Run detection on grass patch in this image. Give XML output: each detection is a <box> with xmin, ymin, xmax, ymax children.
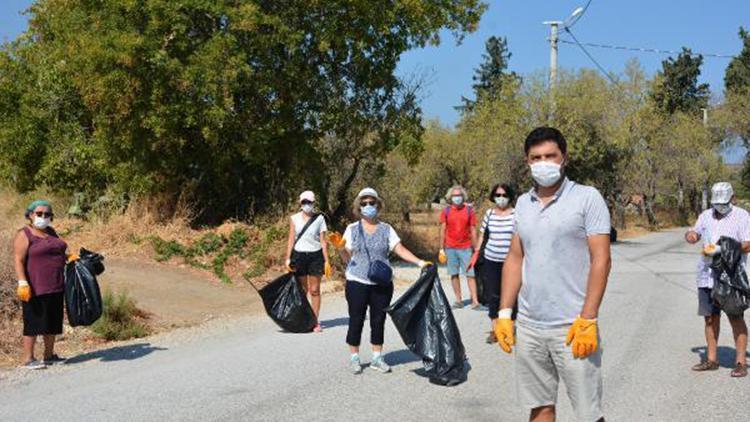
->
<box><xmin>91</xmin><ymin>290</ymin><xmax>150</xmax><ymax>341</ymax></box>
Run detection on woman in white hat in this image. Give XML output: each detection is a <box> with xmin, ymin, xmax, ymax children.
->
<box><xmin>337</xmin><ymin>187</ymin><xmax>431</xmax><ymax>374</ymax></box>
<box><xmin>285</xmin><ymin>190</ymin><xmax>330</xmax><ymax>333</ymax></box>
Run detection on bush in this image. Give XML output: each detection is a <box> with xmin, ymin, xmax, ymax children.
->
<box><xmin>91</xmin><ymin>290</ymin><xmax>149</xmax><ymax>341</ymax></box>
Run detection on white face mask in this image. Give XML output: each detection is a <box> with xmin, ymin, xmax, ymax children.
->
<box><xmin>33</xmin><ymin>216</ymin><xmax>51</xmax><ymax>229</ymax></box>
<box><xmin>301</xmin><ymin>204</ymin><xmax>314</xmax><ymax>214</ymax></box>
<box><xmin>451</xmin><ymin>196</ymin><xmax>464</xmax><ymax>206</ymax></box>
<box><xmin>494</xmin><ymin>197</ymin><xmax>510</xmax><ymax>208</ymax></box>
<box><xmin>713</xmin><ymin>203</ymin><xmax>732</xmax><ymax>215</ymax></box>
<box><xmin>530</xmin><ymin>161</ymin><xmax>563</xmax><ymax>187</ymax></box>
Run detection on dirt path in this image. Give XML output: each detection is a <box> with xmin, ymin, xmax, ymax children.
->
<box><xmin>100</xmin><ymin>258</ymin><xmax>265</xmax><ymax>329</ymax></box>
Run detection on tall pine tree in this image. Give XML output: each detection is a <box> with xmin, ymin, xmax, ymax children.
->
<box><xmin>459</xmin><ymin>36</ymin><xmax>518</xmax><ymax>112</ymax></box>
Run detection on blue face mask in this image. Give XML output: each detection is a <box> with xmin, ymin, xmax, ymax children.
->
<box><xmin>361</xmin><ymin>204</ymin><xmax>378</xmax><ymax>219</ymax></box>
<box><xmin>451</xmin><ymin>196</ymin><xmax>464</xmax><ymax>206</ymax></box>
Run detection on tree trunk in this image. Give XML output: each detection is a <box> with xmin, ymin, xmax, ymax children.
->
<box><xmin>330</xmin><ymin>157</ymin><xmax>361</xmax><ymax>230</ymax></box>
<box><xmin>644</xmin><ymin>194</ymin><xmax>658</xmax><ymax>229</ymax></box>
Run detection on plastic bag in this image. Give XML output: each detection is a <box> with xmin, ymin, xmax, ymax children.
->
<box><xmin>711</xmin><ymin>236</ymin><xmax>750</xmax><ymax>316</ymax></box>
<box><xmin>64</xmin><ymin>248</ymin><xmax>105</xmax><ymax>327</ymax></box>
<box><xmin>257</xmin><ymin>273</ymin><xmax>316</xmax><ymax>333</ymax></box>
<box><xmin>386</xmin><ymin>265</ymin><xmax>467</xmax><ymax>386</ymax></box>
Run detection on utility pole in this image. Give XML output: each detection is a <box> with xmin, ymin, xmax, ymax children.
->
<box><xmin>701</xmin><ymin>107</ymin><xmax>709</xmax><ymax>210</ymax></box>
<box><xmin>543</xmin><ymin>21</ymin><xmax>562</xmax><ymax>89</ymax></box>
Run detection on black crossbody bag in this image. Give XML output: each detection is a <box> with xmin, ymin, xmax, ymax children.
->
<box><xmin>358</xmin><ymin>221</ymin><xmax>393</xmax><ymax>285</ymax></box>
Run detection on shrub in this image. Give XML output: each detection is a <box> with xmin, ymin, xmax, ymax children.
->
<box><xmin>91</xmin><ymin>290</ymin><xmax>149</xmax><ymax>341</ymax></box>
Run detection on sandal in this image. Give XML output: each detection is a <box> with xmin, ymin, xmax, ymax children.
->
<box><xmin>731</xmin><ymin>363</ymin><xmax>748</xmax><ymax>378</ymax></box>
<box><xmin>691</xmin><ymin>360</ymin><xmax>719</xmax><ymax>371</ymax></box>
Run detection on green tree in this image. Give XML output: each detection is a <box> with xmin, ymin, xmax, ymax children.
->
<box><xmin>459</xmin><ymin>35</ymin><xmax>518</xmax><ymax>112</ymax></box>
<box><xmin>651</xmin><ymin>47</ymin><xmax>710</xmax><ymax>115</ymax></box>
<box><xmin>0</xmin><ymin>0</ymin><xmax>486</xmax><ymax>224</ymax></box>
<box><xmin>725</xmin><ymin>27</ymin><xmax>750</xmax><ymax>95</ymax></box>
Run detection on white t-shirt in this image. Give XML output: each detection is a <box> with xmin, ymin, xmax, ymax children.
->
<box><xmin>291</xmin><ymin>212</ymin><xmax>328</xmax><ymax>252</ymax></box>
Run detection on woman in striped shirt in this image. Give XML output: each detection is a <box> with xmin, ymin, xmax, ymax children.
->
<box><xmin>479</xmin><ymin>183</ymin><xmax>517</xmax><ymax>344</ymax></box>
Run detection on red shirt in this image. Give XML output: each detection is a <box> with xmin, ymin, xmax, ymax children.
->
<box><xmin>440</xmin><ymin>205</ymin><xmax>477</xmax><ymax>249</ymax></box>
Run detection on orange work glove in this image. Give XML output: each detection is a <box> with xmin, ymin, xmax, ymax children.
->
<box><xmin>17</xmin><ymin>280</ymin><xmax>31</xmax><ymax>302</ymax></box>
<box><xmin>566</xmin><ymin>316</ymin><xmax>598</xmax><ymax>359</ymax></box>
<box><xmin>67</xmin><ymin>253</ymin><xmax>80</xmax><ymax>263</ymax></box>
<box><xmin>438</xmin><ymin>249</ymin><xmax>447</xmax><ymax>265</ymax></box>
<box><xmin>324</xmin><ymin>261</ymin><xmax>333</xmax><ymax>278</ymax></box>
<box><xmin>494</xmin><ymin>308</ymin><xmax>515</xmax><ymax>354</ymax></box>
<box><xmin>327</xmin><ymin>232</ymin><xmax>346</xmax><ymax>249</ymax></box>
<box><xmin>284</xmin><ymin>259</ymin><xmax>294</xmax><ymax>273</ymax></box>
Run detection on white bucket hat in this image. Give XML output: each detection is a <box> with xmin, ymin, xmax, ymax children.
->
<box><xmin>356</xmin><ymin>187</ymin><xmax>379</xmax><ymax>200</ymax></box>
<box><xmin>299</xmin><ymin>191</ymin><xmax>315</xmax><ymax>203</ymax></box>
<box><xmin>710</xmin><ymin>182</ymin><xmax>734</xmax><ymax>205</ymax></box>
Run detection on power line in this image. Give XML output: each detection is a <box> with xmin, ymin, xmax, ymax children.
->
<box><xmin>562</xmin><ymin>27</ymin><xmax>619</xmax><ymax>85</ymax></box>
<box><xmin>558</xmin><ymin>38</ymin><xmax>735</xmax><ymax>59</ymax></box>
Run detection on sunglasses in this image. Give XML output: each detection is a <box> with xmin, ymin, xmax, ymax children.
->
<box><xmin>360</xmin><ymin>200</ymin><xmax>377</xmax><ymax>207</ymax></box>
<box><xmin>493</xmin><ymin>193</ymin><xmax>508</xmax><ymax>198</ymax></box>
<box><xmin>34</xmin><ymin>211</ymin><xmax>53</xmax><ymax>218</ymax></box>
<box><xmin>300</xmin><ymin>200</ymin><xmax>314</xmax><ymax>205</ymax></box>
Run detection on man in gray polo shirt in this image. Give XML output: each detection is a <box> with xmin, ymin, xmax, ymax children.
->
<box><xmin>495</xmin><ymin>127</ymin><xmax>612</xmax><ymax>422</ymax></box>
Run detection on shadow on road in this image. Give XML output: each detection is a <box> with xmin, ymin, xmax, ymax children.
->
<box><xmin>65</xmin><ymin>343</ymin><xmax>167</xmax><ymax>364</ymax></box>
<box><xmin>319</xmin><ymin>317</ymin><xmax>349</xmax><ymax>329</ymax></box>
<box><xmin>691</xmin><ymin>346</ymin><xmax>750</xmax><ymax>368</ymax></box>
<box><xmin>384</xmin><ymin>349</ymin><xmax>421</xmax><ymax>366</ymax></box>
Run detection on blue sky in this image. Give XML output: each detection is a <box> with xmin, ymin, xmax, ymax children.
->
<box><xmin>1</xmin><ymin>0</ymin><xmax>748</xmax><ymax>160</ymax></box>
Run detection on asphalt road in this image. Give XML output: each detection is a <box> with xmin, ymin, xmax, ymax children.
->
<box><xmin>1</xmin><ymin>229</ymin><xmax>749</xmax><ymax>421</ymax></box>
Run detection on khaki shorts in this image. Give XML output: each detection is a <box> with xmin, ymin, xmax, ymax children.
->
<box><xmin>515</xmin><ymin>322</ymin><xmax>603</xmax><ymax>422</ymax></box>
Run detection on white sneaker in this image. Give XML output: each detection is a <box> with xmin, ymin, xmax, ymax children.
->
<box><xmin>22</xmin><ymin>360</ymin><xmax>46</xmax><ymax>370</ymax></box>
<box><xmin>349</xmin><ymin>356</ymin><xmax>363</xmax><ymax>375</ymax></box>
<box><xmin>370</xmin><ymin>356</ymin><xmax>391</xmax><ymax>373</ymax></box>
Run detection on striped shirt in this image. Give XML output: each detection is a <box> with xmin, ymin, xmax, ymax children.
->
<box><xmin>480</xmin><ymin>209</ymin><xmax>515</xmax><ymax>262</ymax></box>
<box><xmin>692</xmin><ymin>206</ymin><xmax>750</xmax><ymax>288</ymax></box>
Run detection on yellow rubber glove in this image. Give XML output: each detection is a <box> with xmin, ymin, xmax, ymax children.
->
<box><xmin>438</xmin><ymin>249</ymin><xmax>447</xmax><ymax>265</ymax></box>
<box><xmin>327</xmin><ymin>232</ymin><xmax>346</xmax><ymax>249</ymax></box>
<box><xmin>17</xmin><ymin>280</ymin><xmax>31</xmax><ymax>302</ymax></box>
<box><xmin>566</xmin><ymin>316</ymin><xmax>598</xmax><ymax>359</ymax></box>
<box><xmin>324</xmin><ymin>261</ymin><xmax>333</xmax><ymax>278</ymax></box>
<box><xmin>494</xmin><ymin>316</ymin><xmax>515</xmax><ymax>354</ymax></box>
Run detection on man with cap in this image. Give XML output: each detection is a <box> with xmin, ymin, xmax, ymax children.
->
<box><xmin>685</xmin><ymin>182</ymin><xmax>749</xmax><ymax>377</ymax></box>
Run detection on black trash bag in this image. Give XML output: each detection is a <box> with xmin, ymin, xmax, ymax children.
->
<box><xmin>386</xmin><ymin>265</ymin><xmax>467</xmax><ymax>386</ymax></box>
<box><xmin>79</xmin><ymin>248</ymin><xmax>105</xmax><ymax>276</ymax></box>
<box><xmin>473</xmin><ymin>260</ymin><xmax>487</xmax><ymax>306</ymax></box>
<box><xmin>64</xmin><ymin>248</ymin><xmax>105</xmax><ymax>327</ymax></box>
<box><xmin>256</xmin><ymin>273</ymin><xmax>316</xmax><ymax>333</ymax></box>
<box><xmin>711</xmin><ymin>237</ymin><xmax>750</xmax><ymax>316</ymax></box>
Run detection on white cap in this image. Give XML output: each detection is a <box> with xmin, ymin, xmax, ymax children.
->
<box><xmin>299</xmin><ymin>191</ymin><xmax>315</xmax><ymax>202</ymax></box>
<box><xmin>710</xmin><ymin>182</ymin><xmax>734</xmax><ymax>204</ymax></box>
<box><xmin>356</xmin><ymin>187</ymin><xmax>379</xmax><ymax>200</ymax></box>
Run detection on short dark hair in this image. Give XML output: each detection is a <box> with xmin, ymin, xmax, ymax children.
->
<box><xmin>524</xmin><ymin>127</ymin><xmax>567</xmax><ymax>155</ymax></box>
<box><xmin>489</xmin><ymin>183</ymin><xmax>516</xmax><ymax>202</ymax></box>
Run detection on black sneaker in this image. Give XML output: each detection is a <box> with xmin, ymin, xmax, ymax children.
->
<box><xmin>42</xmin><ymin>354</ymin><xmax>66</xmax><ymax>365</ymax></box>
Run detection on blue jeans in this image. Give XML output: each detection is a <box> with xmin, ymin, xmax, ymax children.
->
<box><xmin>445</xmin><ymin>247</ymin><xmax>475</xmax><ymax>277</ymax></box>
